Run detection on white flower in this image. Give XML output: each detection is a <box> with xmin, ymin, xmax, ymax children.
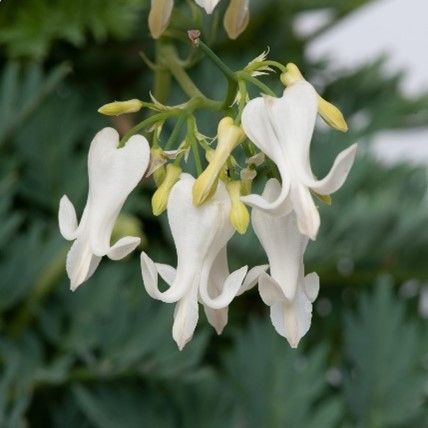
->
<box><xmin>58</xmin><ymin>128</ymin><xmax>150</xmax><ymax>291</ymax></box>
<box><xmin>195</xmin><ymin>0</ymin><xmax>221</xmax><ymax>14</ymax></box>
<box><xmin>140</xmin><ymin>174</ymin><xmax>265</xmax><ymax>349</ymax></box>
<box><xmin>252</xmin><ymin>179</ymin><xmax>320</xmax><ymax>348</ymax></box>
<box><xmin>241</xmin><ymin>80</ymin><xmax>358</xmax><ymax>240</ymax></box>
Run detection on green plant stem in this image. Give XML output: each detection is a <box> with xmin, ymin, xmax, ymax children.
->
<box><xmin>162</xmin><ymin>45</ymin><xmax>205</xmax><ymax>99</ymax></box>
<box><xmin>164</xmin><ymin>115</ymin><xmax>186</xmax><ymax>150</ymax></box>
<box><xmin>238</xmin><ymin>72</ymin><xmax>276</xmax><ymax>96</ymax></box>
<box><xmin>196</xmin><ymin>40</ymin><xmax>238</xmax><ymax>109</ymax></box>
<box><xmin>197</xmin><ymin>41</ymin><xmax>236</xmax><ymax>82</ymax></box>
<box><xmin>153</xmin><ymin>42</ymin><xmax>171</xmax><ymax>105</ymax></box>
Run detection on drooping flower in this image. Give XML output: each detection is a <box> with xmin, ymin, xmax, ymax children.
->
<box><xmin>252</xmin><ymin>179</ymin><xmax>320</xmax><ymax>348</ymax></box>
<box><xmin>58</xmin><ymin>128</ymin><xmax>150</xmax><ymax>291</ymax></box>
<box><xmin>241</xmin><ymin>80</ymin><xmax>357</xmax><ymax>239</ymax></box>
<box><xmin>195</xmin><ymin>0</ymin><xmax>222</xmax><ymax>14</ymax></box>
<box><xmin>224</xmin><ymin>0</ymin><xmax>249</xmax><ymax>40</ymax></box>
<box><xmin>140</xmin><ymin>174</ymin><xmax>264</xmax><ymax>349</ymax></box>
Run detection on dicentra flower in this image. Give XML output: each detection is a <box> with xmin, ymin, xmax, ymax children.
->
<box><xmin>241</xmin><ymin>81</ymin><xmax>357</xmax><ymax>239</ymax></box>
<box><xmin>140</xmin><ymin>174</ymin><xmax>264</xmax><ymax>349</ymax></box>
<box><xmin>252</xmin><ymin>179</ymin><xmax>320</xmax><ymax>348</ymax></box>
<box><xmin>59</xmin><ymin>128</ymin><xmax>150</xmax><ymax>290</ymax></box>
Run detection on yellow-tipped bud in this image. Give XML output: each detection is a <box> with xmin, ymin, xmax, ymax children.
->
<box><xmin>318</xmin><ymin>97</ymin><xmax>349</xmax><ymax>132</ymax></box>
<box><xmin>148</xmin><ymin>0</ymin><xmax>173</xmax><ymax>39</ymax></box>
<box><xmin>151</xmin><ymin>164</ymin><xmax>181</xmax><ymax>216</ymax></box>
<box><xmin>227</xmin><ymin>181</ymin><xmax>250</xmax><ymax>234</ymax></box>
<box><xmin>192</xmin><ymin>117</ymin><xmax>245</xmax><ymax>206</ymax></box>
<box><xmin>98</xmin><ymin>99</ymin><xmax>144</xmax><ymax>116</ymax></box>
<box><xmin>224</xmin><ymin>0</ymin><xmax>250</xmax><ymax>40</ymax></box>
<box><xmin>280</xmin><ymin>63</ymin><xmax>348</xmax><ymax>133</ymax></box>
<box><xmin>280</xmin><ymin>63</ymin><xmax>305</xmax><ymax>86</ymax></box>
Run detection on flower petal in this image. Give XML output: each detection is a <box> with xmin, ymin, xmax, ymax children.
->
<box><xmin>194</xmin><ymin>0</ymin><xmax>221</xmax><ymax>14</ymax></box>
<box><xmin>252</xmin><ymin>179</ymin><xmax>308</xmax><ymax>300</ymax></box>
<box><xmin>258</xmin><ymin>272</ymin><xmax>284</xmax><ymax>305</ymax></box>
<box><xmin>140</xmin><ymin>252</ymin><xmax>189</xmax><ymax>303</ymax></box>
<box><xmin>269</xmin><ymin>282</ymin><xmax>313</xmax><ymax>348</ymax></box>
<box><xmin>304</xmin><ymin>272</ymin><xmax>320</xmax><ymax>303</ymax></box>
<box><xmin>87</xmin><ymin>128</ymin><xmax>150</xmax><ymax>256</ymax></box>
<box><xmin>66</xmin><ymin>239</ymin><xmax>101</xmax><ymax>291</ymax></box>
<box><xmin>290</xmin><ymin>183</ymin><xmax>320</xmax><ymax>241</ymax></box>
<box><xmin>107</xmin><ymin>236</ymin><xmax>140</xmax><ymax>261</ymax></box>
<box><xmin>156</xmin><ymin>263</ymin><xmax>177</xmax><ymax>286</ymax></box>
<box><xmin>199</xmin><ymin>266</ymin><xmax>247</xmax><ymax>310</ymax></box>
<box><xmin>238</xmin><ymin>264</ymin><xmax>269</xmax><ymax>295</ymax></box>
<box><xmin>172</xmin><ymin>285</ymin><xmax>199</xmax><ymax>350</ymax></box>
<box><xmin>58</xmin><ymin>195</ymin><xmax>79</xmax><ymax>240</ymax></box>
<box><xmin>204</xmin><ymin>306</ymin><xmax>228</xmax><ymax>335</ymax></box>
<box><xmin>303</xmin><ymin>144</ymin><xmax>358</xmax><ymax>195</ymax></box>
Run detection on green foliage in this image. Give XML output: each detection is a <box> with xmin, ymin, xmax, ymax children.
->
<box><xmin>0</xmin><ymin>0</ymin><xmax>148</xmax><ymax>59</ymax></box>
<box><xmin>224</xmin><ymin>319</ymin><xmax>344</xmax><ymax>428</ymax></box>
<box><xmin>343</xmin><ymin>280</ymin><xmax>426</xmax><ymax>427</ymax></box>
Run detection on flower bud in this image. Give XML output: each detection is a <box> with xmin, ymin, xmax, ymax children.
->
<box><xmin>193</xmin><ymin>117</ymin><xmax>245</xmax><ymax>206</ymax></box>
<box><xmin>98</xmin><ymin>99</ymin><xmax>144</xmax><ymax>116</ymax></box>
<box><xmin>224</xmin><ymin>0</ymin><xmax>250</xmax><ymax>40</ymax></box>
<box><xmin>280</xmin><ymin>63</ymin><xmax>348</xmax><ymax>132</ymax></box>
<box><xmin>227</xmin><ymin>181</ymin><xmax>250</xmax><ymax>234</ymax></box>
<box><xmin>148</xmin><ymin>0</ymin><xmax>174</xmax><ymax>39</ymax></box>
<box><xmin>152</xmin><ymin>164</ymin><xmax>181</xmax><ymax>216</ymax></box>
<box><xmin>318</xmin><ymin>97</ymin><xmax>348</xmax><ymax>133</ymax></box>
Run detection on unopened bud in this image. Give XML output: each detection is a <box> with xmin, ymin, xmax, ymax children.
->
<box><xmin>224</xmin><ymin>0</ymin><xmax>250</xmax><ymax>40</ymax></box>
<box><xmin>152</xmin><ymin>164</ymin><xmax>182</xmax><ymax>216</ymax></box>
<box><xmin>281</xmin><ymin>63</ymin><xmax>348</xmax><ymax>133</ymax></box>
<box><xmin>318</xmin><ymin>97</ymin><xmax>348</xmax><ymax>132</ymax></box>
<box><xmin>280</xmin><ymin>63</ymin><xmax>305</xmax><ymax>86</ymax></box>
<box><xmin>227</xmin><ymin>181</ymin><xmax>250</xmax><ymax>234</ymax></box>
<box><xmin>193</xmin><ymin>117</ymin><xmax>245</xmax><ymax>206</ymax></box>
<box><xmin>98</xmin><ymin>99</ymin><xmax>144</xmax><ymax>116</ymax></box>
<box><xmin>148</xmin><ymin>0</ymin><xmax>173</xmax><ymax>39</ymax></box>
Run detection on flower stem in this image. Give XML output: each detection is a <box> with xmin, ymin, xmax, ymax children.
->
<box><xmin>238</xmin><ymin>72</ymin><xmax>276</xmax><ymax>97</ymax></box>
<box><xmin>165</xmin><ymin>115</ymin><xmax>186</xmax><ymax>150</ymax></box>
<box><xmin>197</xmin><ymin>40</ymin><xmax>237</xmax><ymax>83</ymax></box>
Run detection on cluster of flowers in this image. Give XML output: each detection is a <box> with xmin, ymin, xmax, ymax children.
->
<box><xmin>59</xmin><ymin>61</ymin><xmax>357</xmax><ymax>350</ymax></box>
<box><xmin>149</xmin><ymin>0</ymin><xmax>249</xmax><ymax>39</ymax></box>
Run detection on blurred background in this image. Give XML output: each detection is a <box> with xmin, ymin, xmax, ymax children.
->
<box><xmin>0</xmin><ymin>0</ymin><xmax>427</xmax><ymax>426</ymax></box>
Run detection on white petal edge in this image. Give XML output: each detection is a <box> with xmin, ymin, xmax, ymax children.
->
<box><xmin>107</xmin><ymin>236</ymin><xmax>140</xmax><ymax>260</ymax></box>
<box><xmin>140</xmin><ymin>252</ymin><xmax>188</xmax><ymax>303</ymax></box>
<box><xmin>238</xmin><ymin>264</ymin><xmax>269</xmax><ymax>295</ymax></box>
<box><xmin>172</xmin><ymin>287</ymin><xmax>199</xmax><ymax>350</ymax></box>
<box><xmin>304</xmin><ymin>144</ymin><xmax>358</xmax><ymax>195</ymax></box>
<box><xmin>66</xmin><ymin>239</ymin><xmax>101</xmax><ymax>291</ymax></box>
<box><xmin>58</xmin><ymin>195</ymin><xmax>79</xmax><ymax>241</ymax></box>
<box><xmin>199</xmin><ymin>266</ymin><xmax>247</xmax><ymax>310</ymax></box>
